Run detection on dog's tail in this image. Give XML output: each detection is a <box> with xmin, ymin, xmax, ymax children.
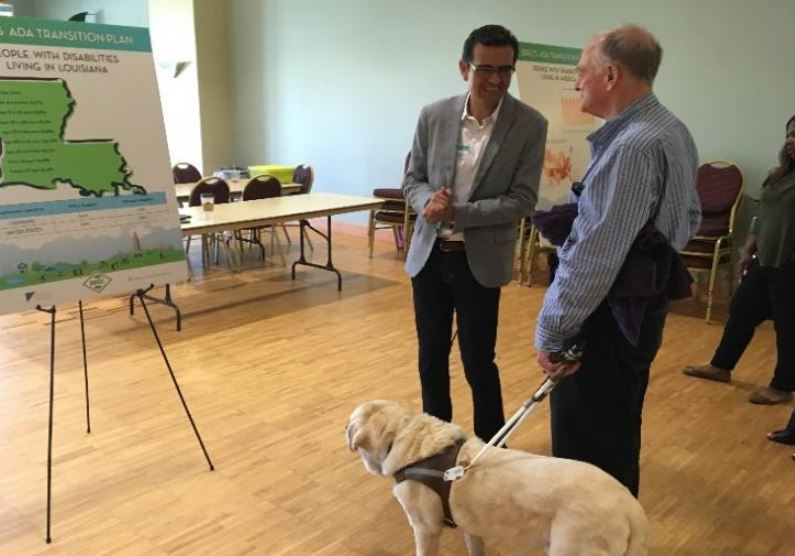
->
<box><xmin>623</xmin><ymin>501</ymin><xmax>649</xmax><ymax>556</ymax></box>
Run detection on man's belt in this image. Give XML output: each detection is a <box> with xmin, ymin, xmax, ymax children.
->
<box><xmin>437</xmin><ymin>239</ymin><xmax>466</xmax><ymax>252</ymax></box>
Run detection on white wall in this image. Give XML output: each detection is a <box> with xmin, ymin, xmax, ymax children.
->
<box><xmin>227</xmin><ymin>0</ymin><xmax>795</xmax><ymax>224</ymax></box>
<box><xmin>26</xmin><ymin>0</ymin><xmax>208</xmax><ymax>174</ymax></box>
<box><xmin>6</xmin><ymin>1</ymin><xmax>34</xmax><ymax>17</ymax></box>
<box><xmin>31</xmin><ymin>0</ymin><xmax>148</xmax><ymax>26</ymax></box>
<box><xmin>147</xmin><ymin>0</ymin><xmax>203</xmax><ymax>173</ymax></box>
<box><xmin>194</xmin><ymin>0</ymin><xmax>231</xmax><ymax>173</ymax></box>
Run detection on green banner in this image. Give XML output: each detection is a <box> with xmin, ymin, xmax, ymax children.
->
<box><xmin>0</xmin><ymin>16</ymin><xmax>150</xmax><ymax>52</ymax></box>
<box><xmin>518</xmin><ymin>42</ymin><xmax>579</xmax><ymax>66</ymax></box>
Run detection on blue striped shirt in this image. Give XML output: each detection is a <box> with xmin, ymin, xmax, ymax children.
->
<box><xmin>535</xmin><ymin>93</ymin><xmax>701</xmax><ymax>351</ymax></box>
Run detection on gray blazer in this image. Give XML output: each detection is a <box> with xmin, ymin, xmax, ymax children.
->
<box><xmin>403</xmin><ymin>93</ymin><xmax>548</xmax><ymax>287</ymax></box>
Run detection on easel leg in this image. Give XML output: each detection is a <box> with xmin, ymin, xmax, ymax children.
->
<box><xmin>78</xmin><ymin>301</ymin><xmax>91</xmax><ymax>434</ymax></box>
<box><xmin>135</xmin><ymin>287</ymin><xmax>214</xmax><ymax>470</ymax></box>
<box><xmin>36</xmin><ymin>305</ymin><xmax>56</xmax><ymax>544</ymax></box>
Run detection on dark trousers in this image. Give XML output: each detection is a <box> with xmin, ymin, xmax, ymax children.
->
<box><xmin>787</xmin><ymin>409</ymin><xmax>795</xmax><ymax>433</ymax></box>
<box><xmin>550</xmin><ymin>300</ymin><xmax>667</xmax><ymax>497</ymax></box>
<box><xmin>411</xmin><ymin>244</ymin><xmax>504</xmax><ymax>441</ymax></box>
<box><xmin>711</xmin><ymin>261</ymin><xmax>795</xmax><ymax>392</ymax></box>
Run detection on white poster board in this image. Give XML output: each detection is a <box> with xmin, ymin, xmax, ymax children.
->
<box><xmin>515</xmin><ymin>42</ymin><xmax>602</xmax><ymax>210</ymax></box>
<box><xmin>0</xmin><ymin>17</ymin><xmax>187</xmax><ymax>316</ymax></box>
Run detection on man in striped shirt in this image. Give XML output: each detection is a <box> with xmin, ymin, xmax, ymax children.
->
<box><xmin>534</xmin><ymin>25</ymin><xmax>701</xmax><ymax>496</ymax></box>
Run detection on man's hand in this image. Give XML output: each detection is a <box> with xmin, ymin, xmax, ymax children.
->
<box><xmin>423</xmin><ymin>188</ymin><xmax>455</xmax><ymax>222</ymax></box>
<box><xmin>537</xmin><ymin>349</ymin><xmax>582</xmax><ymax>382</ymax></box>
<box><xmin>737</xmin><ymin>249</ymin><xmax>753</xmax><ymax>280</ymax></box>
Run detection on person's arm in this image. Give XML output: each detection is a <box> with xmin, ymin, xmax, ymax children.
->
<box><xmin>738</xmin><ymin>217</ymin><xmax>759</xmax><ymax>277</ymax></box>
<box><xmin>535</xmin><ymin>145</ymin><xmax>658</xmax><ymax>353</ymax></box>
<box><xmin>451</xmin><ymin>118</ymin><xmax>548</xmax><ymax>231</ymax></box>
<box><xmin>402</xmin><ymin>106</ymin><xmax>436</xmax><ymax>216</ymax></box>
<box><xmin>686</xmin><ymin>181</ymin><xmax>702</xmax><ymax>244</ymax></box>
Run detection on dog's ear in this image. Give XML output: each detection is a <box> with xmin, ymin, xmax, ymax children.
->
<box><xmin>345</xmin><ymin>421</ymin><xmax>370</xmax><ymax>452</ymax></box>
<box><xmin>347</xmin><ymin>402</ymin><xmax>382</xmax><ymax>451</ymax></box>
<box><xmin>345</xmin><ymin>420</ymin><xmax>356</xmax><ymax>451</ymax></box>
<box><xmin>346</xmin><ymin>419</ymin><xmax>369</xmax><ymax>451</ymax></box>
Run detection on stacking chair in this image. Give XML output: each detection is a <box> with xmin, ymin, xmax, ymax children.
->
<box><xmin>680</xmin><ymin>160</ymin><xmax>744</xmax><ymax>323</ymax></box>
<box><xmin>517</xmin><ymin>219</ymin><xmax>555</xmax><ymax>286</ymax></box>
<box><xmin>367</xmin><ymin>153</ymin><xmax>415</xmax><ymax>257</ymax></box>
<box><xmin>292</xmin><ymin>164</ymin><xmax>314</xmax><ymax>194</ymax></box>
<box><xmin>236</xmin><ymin>175</ymin><xmax>285</xmax><ymax>265</ymax></box>
<box><xmin>281</xmin><ymin>164</ymin><xmax>315</xmax><ymax>248</ymax></box>
<box><xmin>185</xmin><ymin>177</ymin><xmax>234</xmax><ymax>268</ymax></box>
<box><xmin>172</xmin><ymin>162</ymin><xmax>202</xmax><ymax>184</ymax></box>
<box><xmin>367</xmin><ymin>189</ymin><xmax>416</xmax><ymax>257</ymax></box>
<box><xmin>188</xmin><ymin>176</ymin><xmax>231</xmax><ymax>207</ymax></box>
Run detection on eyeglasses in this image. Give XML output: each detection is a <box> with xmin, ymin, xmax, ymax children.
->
<box><xmin>469</xmin><ymin>63</ymin><xmax>515</xmax><ymax>77</ymax></box>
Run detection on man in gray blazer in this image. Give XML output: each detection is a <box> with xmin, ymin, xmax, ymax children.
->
<box><xmin>403</xmin><ymin>24</ymin><xmax>547</xmax><ymax>441</ymax></box>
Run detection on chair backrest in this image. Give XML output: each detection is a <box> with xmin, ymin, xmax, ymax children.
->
<box><xmin>695</xmin><ymin>160</ymin><xmax>744</xmax><ymax>236</ymax></box>
<box><xmin>242</xmin><ymin>174</ymin><xmax>282</xmax><ymax>201</ymax></box>
<box><xmin>372</xmin><ymin>188</ymin><xmax>404</xmax><ymax>209</ymax></box>
<box><xmin>188</xmin><ymin>177</ymin><xmax>231</xmax><ymax>207</ymax></box>
<box><xmin>172</xmin><ymin>162</ymin><xmax>202</xmax><ymax>184</ymax></box>
<box><xmin>293</xmin><ymin>164</ymin><xmax>314</xmax><ymax>194</ymax></box>
<box><xmin>372</xmin><ymin>152</ymin><xmax>415</xmax><ymax>216</ymax></box>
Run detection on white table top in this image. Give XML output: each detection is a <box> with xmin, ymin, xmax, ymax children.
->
<box><xmin>180</xmin><ymin>192</ymin><xmax>383</xmax><ymax>235</ymax></box>
<box><xmin>175</xmin><ymin>179</ymin><xmax>302</xmax><ymax>199</ymax></box>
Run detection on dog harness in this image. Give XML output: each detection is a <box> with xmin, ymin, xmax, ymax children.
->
<box><xmin>392</xmin><ymin>439</ymin><xmax>465</xmax><ymax>528</ymax></box>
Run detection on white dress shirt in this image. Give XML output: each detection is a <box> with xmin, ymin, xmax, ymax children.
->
<box><xmin>439</xmin><ymin>94</ymin><xmax>503</xmax><ymax>241</ymax></box>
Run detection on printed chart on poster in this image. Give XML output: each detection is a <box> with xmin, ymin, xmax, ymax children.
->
<box><xmin>0</xmin><ymin>17</ymin><xmax>187</xmax><ymax>317</ymax></box>
<box><xmin>515</xmin><ymin>42</ymin><xmax>602</xmax><ymax>210</ymax></box>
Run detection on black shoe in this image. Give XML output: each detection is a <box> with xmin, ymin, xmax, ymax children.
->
<box><xmin>767</xmin><ymin>429</ymin><xmax>795</xmax><ymax>445</ymax></box>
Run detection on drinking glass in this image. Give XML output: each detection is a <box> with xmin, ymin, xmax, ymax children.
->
<box><xmin>200</xmin><ymin>192</ymin><xmax>215</xmax><ymax>212</ymax></box>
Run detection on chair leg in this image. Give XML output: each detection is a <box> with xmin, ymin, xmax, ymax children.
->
<box><xmin>213</xmin><ymin>233</ymin><xmax>221</xmax><ymax>265</ymax></box>
<box><xmin>220</xmin><ymin>236</ymin><xmax>241</xmax><ymax>271</ymax></box>
<box><xmin>404</xmin><ymin>217</ymin><xmax>414</xmax><ymax>254</ymax></box>
<box><xmin>367</xmin><ymin>210</ymin><xmax>376</xmax><ymax>258</ymax></box>
<box><xmin>524</xmin><ymin>227</ymin><xmax>538</xmax><ymax>286</ymax></box>
<box><xmin>271</xmin><ymin>226</ymin><xmax>286</xmax><ymax>266</ymax></box>
<box><xmin>517</xmin><ymin>219</ymin><xmax>528</xmax><ymax>282</ymax></box>
<box><xmin>303</xmin><ymin>224</ymin><xmax>314</xmax><ymax>251</ymax></box>
<box><xmin>705</xmin><ymin>240</ymin><xmax>723</xmax><ymax>323</ymax></box>
<box><xmin>391</xmin><ymin>226</ymin><xmax>402</xmax><ymax>252</ymax></box>
<box><xmin>281</xmin><ymin>223</ymin><xmax>291</xmax><ymax>245</ymax></box>
<box><xmin>403</xmin><ymin>205</ymin><xmax>414</xmax><ymax>256</ymax></box>
<box><xmin>200</xmin><ymin>234</ymin><xmax>210</xmax><ymax>267</ymax></box>
<box><xmin>252</xmin><ymin>228</ymin><xmax>266</xmax><ymax>262</ymax></box>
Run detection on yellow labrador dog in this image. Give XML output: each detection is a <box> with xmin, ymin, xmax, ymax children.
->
<box><xmin>346</xmin><ymin>400</ymin><xmax>648</xmax><ymax>556</ymax></box>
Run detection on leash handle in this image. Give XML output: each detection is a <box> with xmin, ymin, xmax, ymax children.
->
<box><xmin>550</xmin><ymin>336</ymin><xmax>585</xmax><ymax>366</ymax></box>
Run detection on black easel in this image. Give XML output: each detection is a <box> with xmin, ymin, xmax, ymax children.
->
<box><xmin>37</xmin><ymin>289</ymin><xmax>212</xmax><ymax>543</ymax></box>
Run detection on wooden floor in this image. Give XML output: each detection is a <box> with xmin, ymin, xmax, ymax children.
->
<box><xmin>0</xmin><ymin>229</ymin><xmax>792</xmax><ymax>555</ymax></box>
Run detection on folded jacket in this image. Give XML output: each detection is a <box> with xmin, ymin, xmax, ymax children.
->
<box><xmin>532</xmin><ymin>203</ymin><xmax>692</xmax><ymax>345</ymax></box>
